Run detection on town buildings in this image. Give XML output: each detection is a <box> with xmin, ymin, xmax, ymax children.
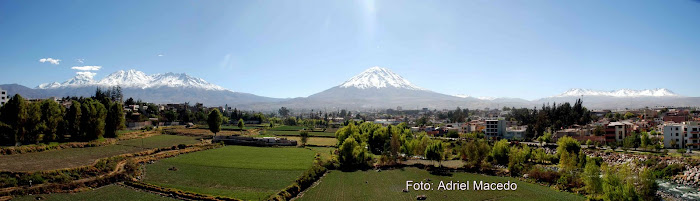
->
<box><xmin>0</xmin><ymin>87</ymin><xmax>7</xmax><ymax>106</ymax></box>
<box><xmin>663</xmin><ymin>122</ymin><xmax>700</xmax><ymax>150</ymax></box>
<box><xmin>485</xmin><ymin>119</ymin><xmax>505</xmax><ymax>140</ymax></box>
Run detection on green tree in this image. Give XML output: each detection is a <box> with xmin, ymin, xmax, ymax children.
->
<box><xmin>425</xmin><ymin>141</ymin><xmax>444</xmax><ymax>167</ymax></box>
<box><xmin>537</xmin><ymin>132</ymin><xmax>552</xmax><ymax>144</ymax></box>
<box><xmin>39</xmin><ymin>99</ymin><xmax>63</xmax><ymax>142</ymax></box>
<box><xmin>79</xmin><ymin>99</ymin><xmax>107</xmax><ymax>141</ymax></box>
<box><xmin>390</xmin><ymin>132</ymin><xmax>401</xmax><ymax>160</ymax></box>
<box><xmin>0</xmin><ymin>94</ymin><xmax>28</xmax><ymax>145</ymax></box>
<box><xmin>461</xmin><ymin>139</ymin><xmax>490</xmax><ymax>170</ymax></box>
<box><xmin>66</xmin><ymin>101</ymin><xmax>82</xmax><ymax>141</ymax></box>
<box><xmin>556</xmin><ymin>136</ymin><xmax>581</xmax><ymax>156</ymax></box>
<box><xmin>237</xmin><ymin>118</ymin><xmax>245</xmax><ymax>135</ymax></box>
<box><xmin>24</xmin><ymin>102</ymin><xmax>43</xmax><ymax>144</ymax></box>
<box><xmin>105</xmin><ymin>102</ymin><xmax>125</xmax><ymax>138</ymax></box>
<box><xmin>299</xmin><ymin>130</ymin><xmax>309</xmax><ymax>146</ymax></box>
<box><xmin>637</xmin><ymin>169</ymin><xmax>658</xmax><ymax>201</ymax></box>
<box><xmin>508</xmin><ymin>145</ymin><xmax>531</xmax><ymax>175</ymax></box>
<box><xmin>207</xmin><ymin>109</ymin><xmax>223</xmax><ymax>137</ymax></box>
<box><xmin>583</xmin><ymin>160</ymin><xmax>602</xmax><ymax>195</ymax></box>
<box><xmin>491</xmin><ymin>139</ymin><xmax>510</xmax><ymax>165</ymax></box>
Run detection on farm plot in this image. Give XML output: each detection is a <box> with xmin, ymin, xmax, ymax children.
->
<box><xmin>0</xmin><ymin>135</ymin><xmax>200</xmax><ymax>172</ymax></box>
<box><xmin>284</xmin><ymin>137</ymin><xmax>337</xmax><ymax>147</ymax></box>
<box><xmin>265</xmin><ymin>130</ymin><xmax>336</xmax><ymax>137</ymax></box>
<box><xmin>13</xmin><ymin>184</ymin><xmax>176</xmax><ymax>201</ymax></box>
<box><xmin>299</xmin><ymin>167</ymin><xmax>584</xmax><ymax>201</ymax></box>
<box><xmin>143</xmin><ymin>146</ymin><xmax>316</xmax><ymax>200</ymax></box>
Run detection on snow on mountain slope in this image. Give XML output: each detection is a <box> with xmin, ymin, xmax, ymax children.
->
<box><xmin>454</xmin><ymin>94</ymin><xmax>498</xmax><ymax>100</ymax></box>
<box><xmin>553</xmin><ymin>88</ymin><xmax>680</xmax><ymax>98</ymax></box>
<box><xmin>339</xmin><ymin>66</ymin><xmax>423</xmax><ymax>90</ymax></box>
<box><xmin>37</xmin><ymin>69</ymin><xmax>228</xmax><ymax>91</ymax></box>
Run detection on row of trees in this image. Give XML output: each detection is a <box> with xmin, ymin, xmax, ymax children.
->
<box><xmin>507</xmin><ymin>99</ymin><xmax>593</xmax><ymax>139</ymax></box>
<box><xmin>0</xmin><ymin>91</ymin><xmax>125</xmax><ymax>145</ymax></box>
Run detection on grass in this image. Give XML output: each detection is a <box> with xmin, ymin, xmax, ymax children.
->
<box><xmin>299</xmin><ymin>167</ymin><xmax>585</xmax><ymax>201</ymax></box>
<box><xmin>13</xmin><ymin>184</ymin><xmax>176</xmax><ymax>201</ymax></box>
<box><xmin>284</xmin><ymin>137</ymin><xmax>337</xmax><ymax>147</ymax></box>
<box><xmin>264</xmin><ymin>130</ymin><xmax>336</xmax><ymax>137</ymax></box>
<box><xmin>268</xmin><ymin>126</ymin><xmax>308</xmax><ymax>131</ymax></box>
<box><xmin>307</xmin><ymin>146</ymin><xmax>335</xmax><ymax>161</ymax></box>
<box><xmin>143</xmin><ymin>146</ymin><xmax>316</xmax><ymax>200</ymax></box>
<box><xmin>0</xmin><ymin>135</ymin><xmax>200</xmax><ymax>172</ymax></box>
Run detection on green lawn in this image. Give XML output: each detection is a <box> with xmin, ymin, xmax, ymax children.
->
<box><xmin>0</xmin><ymin>135</ymin><xmax>200</xmax><ymax>172</ymax></box>
<box><xmin>13</xmin><ymin>184</ymin><xmax>176</xmax><ymax>201</ymax></box>
<box><xmin>299</xmin><ymin>167</ymin><xmax>585</xmax><ymax>201</ymax></box>
<box><xmin>143</xmin><ymin>146</ymin><xmax>316</xmax><ymax>200</ymax></box>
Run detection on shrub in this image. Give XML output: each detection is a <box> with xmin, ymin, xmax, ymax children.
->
<box><xmin>0</xmin><ymin>174</ymin><xmax>18</xmax><ymax>187</ymax></box>
<box><xmin>491</xmin><ymin>139</ymin><xmax>510</xmax><ymax>165</ymax></box>
<box><xmin>527</xmin><ymin>168</ymin><xmax>560</xmax><ymax>184</ymax></box>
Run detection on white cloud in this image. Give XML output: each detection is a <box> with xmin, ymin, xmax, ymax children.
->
<box><xmin>76</xmin><ymin>71</ymin><xmax>97</xmax><ymax>79</ymax></box>
<box><xmin>71</xmin><ymin>66</ymin><xmax>102</xmax><ymax>71</ymax></box>
<box><xmin>76</xmin><ymin>59</ymin><xmax>84</xmax><ymax>63</ymax></box>
<box><xmin>39</xmin><ymin>58</ymin><xmax>61</xmax><ymax>65</ymax></box>
<box><xmin>157</xmin><ymin>54</ymin><xmax>164</xmax><ymax>57</ymax></box>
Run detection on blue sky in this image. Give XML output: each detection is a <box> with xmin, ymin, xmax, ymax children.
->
<box><xmin>1</xmin><ymin>0</ymin><xmax>699</xmax><ymax>100</ymax></box>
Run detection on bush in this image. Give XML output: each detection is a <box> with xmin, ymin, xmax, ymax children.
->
<box><xmin>491</xmin><ymin>139</ymin><xmax>510</xmax><ymax>165</ymax></box>
<box><xmin>0</xmin><ymin>174</ymin><xmax>18</xmax><ymax>187</ymax></box>
<box><xmin>527</xmin><ymin>168</ymin><xmax>560</xmax><ymax>184</ymax></box>
<box><xmin>19</xmin><ymin>173</ymin><xmax>45</xmax><ymax>186</ymax></box>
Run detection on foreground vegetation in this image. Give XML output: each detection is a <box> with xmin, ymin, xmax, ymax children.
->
<box><xmin>300</xmin><ymin>167</ymin><xmax>584</xmax><ymax>201</ymax></box>
<box><xmin>14</xmin><ymin>184</ymin><xmax>176</xmax><ymax>201</ymax></box>
<box><xmin>143</xmin><ymin>146</ymin><xmax>316</xmax><ymax>200</ymax></box>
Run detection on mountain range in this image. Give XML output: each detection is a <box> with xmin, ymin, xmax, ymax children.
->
<box><xmin>1</xmin><ymin>67</ymin><xmax>698</xmax><ymax>110</ymax></box>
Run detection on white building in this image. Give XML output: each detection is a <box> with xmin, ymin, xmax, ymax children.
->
<box><xmin>485</xmin><ymin>119</ymin><xmax>505</xmax><ymax>140</ymax></box>
<box><xmin>663</xmin><ymin>122</ymin><xmax>700</xmax><ymax>150</ymax></box>
<box><xmin>505</xmin><ymin>126</ymin><xmax>527</xmax><ymax>140</ymax></box>
<box><xmin>0</xmin><ymin>87</ymin><xmax>7</xmax><ymax>106</ymax></box>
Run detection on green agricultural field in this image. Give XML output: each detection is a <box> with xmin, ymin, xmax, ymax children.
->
<box><xmin>307</xmin><ymin>146</ymin><xmax>336</xmax><ymax>161</ymax></box>
<box><xmin>268</xmin><ymin>126</ymin><xmax>308</xmax><ymax>131</ymax></box>
<box><xmin>285</xmin><ymin>136</ymin><xmax>337</xmax><ymax>147</ymax></box>
<box><xmin>143</xmin><ymin>146</ymin><xmax>316</xmax><ymax>200</ymax></box>
<box><xmin>116</xmin><ymin>134</ymin><xmax>201</xmax><ymax>149</ymax></box>
<box><xmin>14</xmin><ymin>184</ymin><xmax>176</xmax><ymax>201</ymax></box>
<box><xmin>299</xmin><ymin>167</ymin><xmax>584</xmax><ymax>201</ymax></box>
<box><xmin>0</xmin><ymin>135</ymin><xmax>200</xmax><ymax>172</ymax></box>
<box><xmin>265</xmin><ymin>130</ymin><xmax>336</xmax><ymax>137</ymax></box>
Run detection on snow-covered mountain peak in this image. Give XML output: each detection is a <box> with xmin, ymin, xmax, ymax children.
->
<box><xmin>553</xmin><ymin>88</ymin><xmax>680</xmax><ymax>98</ymax></box>
<box><xmin>37</xmin><ymin>69</ymin><xmax>229</xmax><ymax>91</ymax></box>
<box><xmin>339</xmin><ymin>66</ymin><xmax>422</xmax><ymax>90</ymax></box>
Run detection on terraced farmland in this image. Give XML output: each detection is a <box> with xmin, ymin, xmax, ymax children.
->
<box><xmin>0</xmin><ymin>135</ymin><xmax>200</xmax><ymax>172</ymax></box>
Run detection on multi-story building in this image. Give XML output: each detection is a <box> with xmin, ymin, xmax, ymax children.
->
<box><xmin>0</xmin><ymin>87</ymin><xmax>7</xmax><ymax>106</ymax></box>
<box><xmin>485</xmin><ymin>119</ymin><xmax>505</xmax><ymax>140</ymax></box>
<box><xmin>605</xmin><ymin>122</ymin><xmax>633</xmax><ymax>143</ymax></box>
<box><xmin>663</xmin><ymin>122</ymin><xmax>700</xmax><ymax>150</ymax></box>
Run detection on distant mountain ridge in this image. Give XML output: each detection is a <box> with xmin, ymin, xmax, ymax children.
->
<box><xmin>553</xmin><ymin>88</ymin><xmax>679</xmax><ymax>98</ymax></box>
<box><xmin>38</xmin><ymin>69</ymin><xmax>228</xmax><ymax>91</ymax></box>
<box><xmin>2</xmin><ymin>67</ymin><xmax>699</xmax><ymax>110</ymax></box>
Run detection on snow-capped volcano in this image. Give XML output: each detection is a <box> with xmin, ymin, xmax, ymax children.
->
<box><xmin>339</xmin><ymin>66</ymin><xmax>423</xmax><ymax>90</ymax></box>
<box><xmin>37</xmin><ymin>69</ymin><xmax>228</xmax><ymax>91</ymax></box>
<box><xmin>552</xmin><ymin>88</ymin><xmax>680</xmax><ymax>98</ymax></box>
